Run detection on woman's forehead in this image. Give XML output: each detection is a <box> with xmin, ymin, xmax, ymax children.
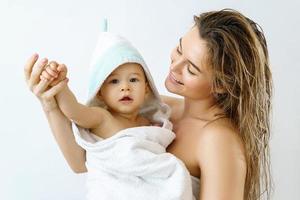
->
<box><xmin>181</xmin><ymin>27</ymin><xmax>208</xmax><ymax>71</ymax></box>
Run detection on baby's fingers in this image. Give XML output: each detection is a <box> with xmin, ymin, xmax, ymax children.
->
<box><xmin>49</xmin><ymin>61</ymin><xmax>59</xmax><ymax>71</ymax></box>
<box><xmin>41</xmin><ymin>70</ymin><xmax>55</xmax><ymax>81</ymax></box>
<box><xmin>57</xmin><ymin>64</ymin><xmax>68</xmax><ymax>78</ymax></box>
<box><xmin>45</xmin><ymin>66</ymin><xmax>58</xmax><ymax>78</ymax></box>
<box><xmin>57</xmin><ymin>63</ymin><xmax>67</xmax><ymax>72</ymax></box>
<box><xmin>50</xmin><ymin>64</ymin><xmax>68</xmax><ymax>87</ymax></box>
<box><xmin>49</xmin><ymin>64</ymin><xmax>67</xmax><ymax>86</ymax></box>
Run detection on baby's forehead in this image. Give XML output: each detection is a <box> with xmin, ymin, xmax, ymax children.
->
<box><xmin>109</xmin><ymin>63</ymin><xmax>145</xmax><ymax>76</ymax></box>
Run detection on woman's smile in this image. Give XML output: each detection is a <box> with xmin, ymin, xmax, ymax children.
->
<box><xmin>168</xmin><ymin>72</ymin><xmax>184</xmax><ymax>85</ymax></box>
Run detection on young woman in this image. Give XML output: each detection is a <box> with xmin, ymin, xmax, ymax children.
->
<box><xmin>24</xmin><ymin>9</ymin><xmax>272</xmax><ymax>200</ymax></box>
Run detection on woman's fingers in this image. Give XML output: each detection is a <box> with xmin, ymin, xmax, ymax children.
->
<box><xmin>33</xmin><ymin>78</ymin><xmax>51</xmax><ymax>98</ymax></box>
<box><xmin>42</xmin><ymin>78</ymin><xmax>68</xmax><ymax>100</ymax></box>
<box><xmin>24</xmin><ymin>53</ymin><xmax>39</xmax><ymax>84</ymax></box>
<box><xmin>28</xmin><ymin>57</ymin><xmax>48</xmax><ymax>91</ymax></box>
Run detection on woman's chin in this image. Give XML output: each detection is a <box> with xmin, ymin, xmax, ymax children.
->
<box><xmin>165</xmin><ymin>79</ymin><xmax>180</xmax><ymax>95</ymax></box>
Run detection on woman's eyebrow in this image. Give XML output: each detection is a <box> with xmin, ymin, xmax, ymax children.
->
<box><xmin>179</xmin><ymin>38</ymin><xmax>201</xmax><ymax>72</ymax></box>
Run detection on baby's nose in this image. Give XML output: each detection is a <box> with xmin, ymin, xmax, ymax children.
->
<box><xmin>121</xmin><ymin>84</ymin><xmax>130</xmax><ymax>91</ymax></box>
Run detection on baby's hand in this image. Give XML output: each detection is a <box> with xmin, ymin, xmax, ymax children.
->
<box><xmin>40</xmin><ymin>61</ymin><xmax>68</xmax><ymax>87</ymax></box>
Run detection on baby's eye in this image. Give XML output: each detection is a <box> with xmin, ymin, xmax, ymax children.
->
<box><xmin>109</xmin><ymin>79</ymin><xmax>119</xmax><ymax>84</ymax></box>
<box><xmin>130</xmin><ymin>78</ymin><xmax>139</xmax><ymax>82</ymax></box>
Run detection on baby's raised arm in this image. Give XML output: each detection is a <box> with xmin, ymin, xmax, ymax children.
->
<box><xmin>41</xmin><ymin>63</ymin><xmax>109</xmax><ymax>129</ymax></box>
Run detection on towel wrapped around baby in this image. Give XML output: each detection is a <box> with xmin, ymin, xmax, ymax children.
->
<box><xmin>73</xmin><ymin>120</ymin><xmax>194</xmax><ymax>200</ymax></box>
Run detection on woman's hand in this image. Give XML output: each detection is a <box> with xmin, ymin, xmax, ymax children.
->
<box><xmin>24</xmin><ymin>54</ymin><xmax>68</xmax><ymax>112</ymax></box>
<box><xmin>24</xmin><ymin>54</ymin><xmax>87</xmax><ymax>173</ymax></box>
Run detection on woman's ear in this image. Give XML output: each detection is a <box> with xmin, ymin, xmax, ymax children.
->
<box><xmin>212</xmin><ymin>84</ymin><xmax>227</xmax><ymax>99</ymax></box>
<box><xmin>215</xmin><ymin>87</ymin><xmax>226</xmax><ymax>94</ymax></box>
<box><xmin>212</xmin><ymin>81</ymin><xmax>226</xmax><ymax>94</ymax></box>
<box><xmin>213</xmin><ymin>86</ymin><xmax>228</xmax><ymax>100</ymax></box>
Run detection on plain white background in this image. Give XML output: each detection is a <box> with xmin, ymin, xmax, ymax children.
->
<box><xmin>0</xmin><ymin>0</ymin><xmax>299</xmax><ymax>199</ymax></box>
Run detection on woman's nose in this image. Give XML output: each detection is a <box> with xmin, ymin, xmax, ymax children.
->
<box><xmin>170</xmin><ymin>56</ymin><xmax>185</xmax><ymax>72</ymax></box>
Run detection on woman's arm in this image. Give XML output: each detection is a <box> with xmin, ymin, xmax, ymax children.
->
<box><xmin>24</xmin><ymin>54</ymin><xmax>87</xmax><ymax>173</ymax></box>
<box><xmin>197</xmin><ymin>123</ymin><xmax>246</xmax><ymax>200</ymax></box>
<box><xmin>44</xmin><ymin>105</ymin><xmax>87</xmax><ymax>173</ymax></box>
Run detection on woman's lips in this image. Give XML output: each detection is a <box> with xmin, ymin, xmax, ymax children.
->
<box><xmin>169</xmin><ymin>72</ymin><xmax>183</xmax><ymax>85</ymax></box>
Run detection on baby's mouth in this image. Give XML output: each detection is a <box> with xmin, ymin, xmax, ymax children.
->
<box><xmin>119</xmin><ymin>96</ymin><xmax>133</xmax><ymax>101</ymax></box>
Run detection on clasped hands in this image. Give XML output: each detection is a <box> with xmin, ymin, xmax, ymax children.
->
<box><xmin>24</xmin><ymin>54</ymin><xmax>69</xmax><ymax>112</ymax></box>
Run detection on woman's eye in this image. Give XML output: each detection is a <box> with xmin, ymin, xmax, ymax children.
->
<box><xmin>176</xmin><ymin>46</ymin><xmax>182</xmax><ymax>55</ymax></box>
<box><xmin>110</xmin><ymin>79</ymin><xmax>119</xmax><ymax>84</ymax></box>
<box><xmin>187</xmin><ymin>67</ymin><xmax>196</xmax><ymax>75</ymax></box>
<box><xmin>130</xmin><ymin>78</ymin><xmax>139</xmax><ymax>82</ymax></box>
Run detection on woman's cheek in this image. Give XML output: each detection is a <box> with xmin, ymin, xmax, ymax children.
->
<box><xmin>185</xmin><ymin>77</ymin><xmax>211</xmax><ymax>94</ymax></box>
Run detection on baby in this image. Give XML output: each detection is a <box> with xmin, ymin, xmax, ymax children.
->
<box><xmin>40</xmin><ymin>30</ymin><xmax>193</xmax><ymax>200</ymax></box>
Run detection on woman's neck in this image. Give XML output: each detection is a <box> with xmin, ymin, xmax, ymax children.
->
<box><xmin>182</xmin><ymin>97</ymin><xmax>224</xmax><ymax>121</ymax></box>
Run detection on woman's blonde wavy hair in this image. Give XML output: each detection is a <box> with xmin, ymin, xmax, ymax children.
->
<box><xmin>194</xmin><ymin>9</ymin><xmax>273</xmax><ymax>200</ymax></box>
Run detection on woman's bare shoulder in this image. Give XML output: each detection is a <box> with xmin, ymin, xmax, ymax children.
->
<box><xmin>198</xmin><ymin>119</ymin><xmax>246</xmax><ymax>161</ymax></box>
<box><xmin>196</xmin><ymin>118</ymin><xmax>246</xmax><ymax>174</ymax></box>
<box><xmin>196</xmin><ymin>119</ymin><xmax>247</xmax><ymax>199</ymax></box>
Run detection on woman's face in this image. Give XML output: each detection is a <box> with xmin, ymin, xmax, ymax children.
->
<box><xmin>165</xmin><ymin>26</ymin><xmax>213</xmax><ymax>100</ymax></box>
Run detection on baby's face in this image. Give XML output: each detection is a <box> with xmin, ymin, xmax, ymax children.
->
<box><xmin>98</xmin><ymin>63</ymin><xmax>149</xmax><ymax>114</ymax></box>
